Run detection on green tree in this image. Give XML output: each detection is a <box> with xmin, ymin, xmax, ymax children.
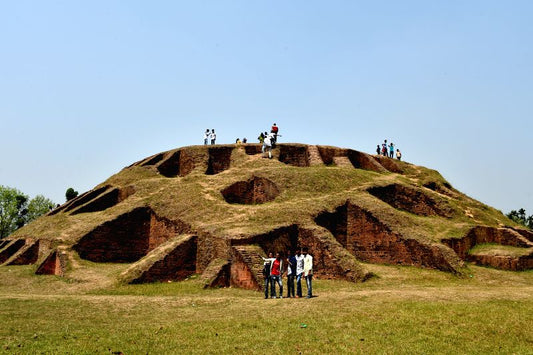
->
<box><xmin>0</xmin><ymin>186</ymin><xmax>28</xmax><ymax>238</ymax></box>
<box><xmin>65</xmin><ymin>187</ymin><xmax>79</xmax><ymax>201</ymax></box>
<box><xmin>506</xmin><ymin>208</ymin><xmax>533</xmax><ymax>230</ymax></box>
<box><xmin>27</xmin><ymin>195</ymin><xmax>55</xmax><ymax>222</ymax></box>
<box><xmin>0</xmin><ymin>186</ymin><xmax>55</xmax><ymax>239</ymax></box>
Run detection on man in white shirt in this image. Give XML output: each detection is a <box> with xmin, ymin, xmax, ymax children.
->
<box><xmin>295</xmin><ymin>249</ymin><xmax>305</xmax><ymax>298</ymax></box>
<box><xmin>303</xmin><ymin>247</ymin><xmax>313</xmax><ymax>298</ymax></box>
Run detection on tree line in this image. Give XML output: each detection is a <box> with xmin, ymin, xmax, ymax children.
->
<box><xmin>0</xmin><ymin>185</ymin><xmax>80</xmax><ymax>239</ymax></box>
<box><xmin>506</xmin><ymin>208</ymin><xmax>533</xmax><ymax>230</ymax></box>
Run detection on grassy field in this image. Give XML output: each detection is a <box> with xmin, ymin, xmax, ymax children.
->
<box><xmin>1</xmin><ymin>263</ymin><xmax>532</xmax><ymax>354</ymax></box>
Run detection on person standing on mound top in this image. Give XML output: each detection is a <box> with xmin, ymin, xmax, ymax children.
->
<box><xmin>376</xmin><ymin>144</ymin><xmax>381</xmax><ymax>155</ymax></box>
<box><xmin>389</xmin><ymin>142</ymin><xmax>395</xmax><ymax>158</ymax></box>
<box><xmin>263</xmin><ymin>132</ymin><xmax>274</xmax><ymax>159</ymax></box>
<box><xmin>269</xmin><ymin>252</ymin><xmax>284</xmax><ymax>298</ymax></box>
<box><xmin>303</xmin><ymin>247</ymin><xmax>313</xmax><ymax>298</ymax></box>
<box><xmin>271</xmin><ymin>123</ymin><xmax>279</xmax><ymax>148</ymax></box>
<box><xmin>396</xmin><ymin>149</ymin><xmax>402</xmax><ymax>161</ymax></box>
<box><xmin>203</xmin><ymin>129</ymin><xmax>210</xmax><ymax>145</ymax></box>
<box><xmin>210</xmin><ymin>129</ymin><xmax>216</xmax><ymax>145</ymax></box>
<box><xmin>261</xmin><ymin>252</ymin><xmax>275</xmax><ymax>299</ymax></box>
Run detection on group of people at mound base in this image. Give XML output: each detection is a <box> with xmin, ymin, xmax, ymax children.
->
<box><xmin>261</xmin><ymin>248</ymin><xmax>313</xmax><ymax>299</ymax></box>
<box><xmin>377</xmin><ymin>139</ymin><xmax>402</xmax><ymax>160</ymax></box>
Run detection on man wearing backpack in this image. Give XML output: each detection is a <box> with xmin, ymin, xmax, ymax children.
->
<box><xmin>261</xmin><ymin>252</ymin><xmax>275</xmax><ymax>299</ymax></box>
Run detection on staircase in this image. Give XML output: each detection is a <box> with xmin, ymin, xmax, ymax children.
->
<box><xmin>308</xmin><ymin>145</ymin><xmax>324</xmax><ymax>166</ymax></box>
<box><xmin>333</xmin><ymin>156</ymin><xmax>353</xmax><ymax>167</ymax></box>
<box><xmin>232</xmin><ymin>245</ymin><xmax>266</xmax><ymax>290</ymax></box>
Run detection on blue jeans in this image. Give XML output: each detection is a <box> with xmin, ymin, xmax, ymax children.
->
<box><xmin>296</xmin><ymin>273</ymin><xmax>303</xmax><ymax>297</ymax></box>
<box><xmin>305</xmin><ymin>274</ymin><xmax>313</xmax><ymax>298</ymax></box>
<box><xmin>270</xmin><ymin>275</ymin><xmax>283</xmax><ymax>298</ymax></box>
<box><xmin>264</xmin><ymin>276</ymin><xmax>271</xmax><ymax>298</ymax></box>
<box><xmin>287</xmin><ymin>274</ymin><xmax>295</xmax><ymax>297</ymax></box>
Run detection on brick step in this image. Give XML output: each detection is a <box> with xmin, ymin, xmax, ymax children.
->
<box><xmin>308</xmin><ymin>145</ymin><xmax>324</xmax><ymax>166</ymax></box>
<box><xmin>333</xmin><ymin>156</ymin><xmax>353</xmax><ymax>167</ymax></box>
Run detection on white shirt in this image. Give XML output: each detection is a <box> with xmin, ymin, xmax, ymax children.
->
<box><xmin>295</xmin><ymin>254</ymin><xmax>304</xmax><ymax>275</ymax></box>
<box><xmin>303</xmin><ymin>254</ymin><xmax>313</xmax><ymax>276</ymax></box>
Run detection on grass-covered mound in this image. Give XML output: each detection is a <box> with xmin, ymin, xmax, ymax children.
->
<box><xmin>3</xmin><ymin>143</ymin><xmax>532</xmax><ymax>288</ymax></box>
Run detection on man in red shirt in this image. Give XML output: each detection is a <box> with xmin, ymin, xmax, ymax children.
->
<box><xmin>269</xmin><ymin>252</ymin><xmax>284</xmax><ymax>298</ymax></box>
<box><xmin>271</xmin><ymin>123</ymin><xmax>279</xmax><ymax>148</ymax></box>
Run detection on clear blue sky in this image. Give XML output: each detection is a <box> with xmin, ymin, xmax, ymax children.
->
<box><xmin>1</xmin><ymin>1</ymin><xmax>532</xmax><ymax>215</ymax></box>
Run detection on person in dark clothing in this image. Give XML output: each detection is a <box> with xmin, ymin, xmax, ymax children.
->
<box><xmin>286</xmin><ymin>250</ymin><xmax>297</xmax><ymax>298</ymax></box>
<box><xmin>376</xmin><ymin>145</ymin><xmax>380</xmax><ymax>155</ymax></box>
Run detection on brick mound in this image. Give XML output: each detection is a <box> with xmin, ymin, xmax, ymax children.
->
<box><xmin>315</xmin><ymin>201</ymin><xmax>462</xmax><ymax>272</ymax></box>
<box><xmin>221</xmin><ymin>176</ymin><xmax>280</xmax><ymax>204</ymax></box>
<box><xmin>442</xmin><ymin>226</ymin><xmax>533</xmax><ymax>271</ymax></box>
<box><xmin>5</xmin><ymin>143</ymin><xmax>531</xmax><ymax>291</ymax></box>
<box><xmin>367</xmin><ymin>184</ymin><xmax>454</xmax><ymax>217</ymax></box>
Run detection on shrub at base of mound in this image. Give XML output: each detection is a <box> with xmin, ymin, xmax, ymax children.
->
<box><xmin>221</xmin><ymin>176</ymin><xmax>280</xmax><ymax>204</ymax></box>
<box><xmin>315</xmin><ymin>202</ymin><xmax>462</xmax><ymax>272</ymax></box>
<box><xmin>367</xmin><ymin>184</ymin><xmax>454</xmax><ymax>217</ymax></box>
<box><xmin>120</xmin><ymin>235</ymin><xmax>197</xmax><ymax>284</ymax></box>
<box><xmin>74</xmin><ymin>207</ymin><xmax>191</xmax><ymax>263</ymax></box>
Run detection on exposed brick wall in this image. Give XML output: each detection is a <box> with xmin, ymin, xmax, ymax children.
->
<box><xmin>467</xmin><ymin>254</ymin><xmax>533</xmax><ymax>271</ymax></box>
<box><xmin>221</xmin><ymin>176</ymin><xmax>280</xmax><ymax>204</ymax></box>
<box><xmin>35</xmin><ymin>249</ymin><xmax>67</xmax><ymax>276</ymax></box>
<box><xmin>196</xmin><ymin>232</ymin><xmax>231</xmax><ymax>273</ymax></box>
<box><xmin>206</xmin><ymin>147</ymin><xmax>233</xmax><ymax>175</ymax></box>
<box><xmin>316</xmin><ymin>146</ymin><xmax>349</xmax><ymax>165</ymax></box>
<box><xmin>316</xmin><ymin>202</ymin><xmax>458</xmax><ymax>272</ymax></box>
<box><xmin>49</xmin><ymin>185</ymin><xmax>110</xmax><ymax>215</ymax></box>
<box><xmin>278</xmin><ymin>145</ymin><xmax>310</xmax><ymax>167</ymax></box>
<box><xmin>157</xmin><ymin>150</ymin><xmax>181</xmax><ymax>177</ymax></box>
<box><xmin>0</xmin><ymin>239</ymin><xmax>26</xmax><ymax>263</ymax></box>
<box><xmin>347</xmin><ymin>150</ymin><xmax>386</xmax><ymax>173</ymax></box>
<box><xmin>233</xmin><ymin>225</ymin><xmax>300</xmax><ymax>257</ymax></box>
<box><xmin>373</xmin><ymin>156</ymin><xmax>404</xmax><ymax>174</ymax></box>
<box><xmin>139</xmin><ymin>152</ymin><xmax>166</xmax><ymax>167</ymax></box>
<box><xmin>244</xmin><ymin>144</ymin><xmax>263</xmax><ymax>155</ymax></box>
<box><xmin>131</xmin><ymin>236</ymin><xmax>198</xmax><ymax>283</ymax></box>
<box><xmin>367</xmin><ymin>184</ymin><xmax>453</xmax><ymax>217</ymax></box>
<box><xmin>71</xmin><ymin>186</ymin><xmax>135</xmax><ymax>215</ymax></box>
<box><xmin>230</xmin><ymin>247</ymin><xmax>263</xmax><ymax>291</ymax></box>
<box><xmin>6</xmin><ymin>240</ymin><xmax>40</xmax><ymax>265</ymax></box>
<box><xmin>74</xmin><ymin>207</ymin><xmax>191</xmax><ymax>263</ymax></box>
<box><xmin>442</xmin><ymin>226</ymin><xmax>533</xmax><ymax>260</ymax></box>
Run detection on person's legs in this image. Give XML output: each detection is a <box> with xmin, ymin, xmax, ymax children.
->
<box><xmin>296</xmin><ymin>273</ymin><xmax>302</xmax><ymax>297</ymax></box>
<box><xmin>276</xmin><ymin>276</ymin><xmax>283</xmax><ymax>298</ymax></box>
<box><xmin>264</xmin><ymin>276</ymin><xmax>270</xmax><ymax>299</ymax></box>
<box><xmin>270</xmin><ymin>276</ymin><xmax>277</xmax><ymax>298</ymax></box>
<box><xmin>305</xmin><ymin>275</ymin><xmax>313</xmax><ymax>298</ymax></box>
<box><xmin>287</xmin><ymin>275</ymin><xmax>294</xmax><ymax>297</ymax></box>
<box><xmin>268</xmin><ymin>146</ymin><xmax>272</xmax><ymax>159</ymax></box>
